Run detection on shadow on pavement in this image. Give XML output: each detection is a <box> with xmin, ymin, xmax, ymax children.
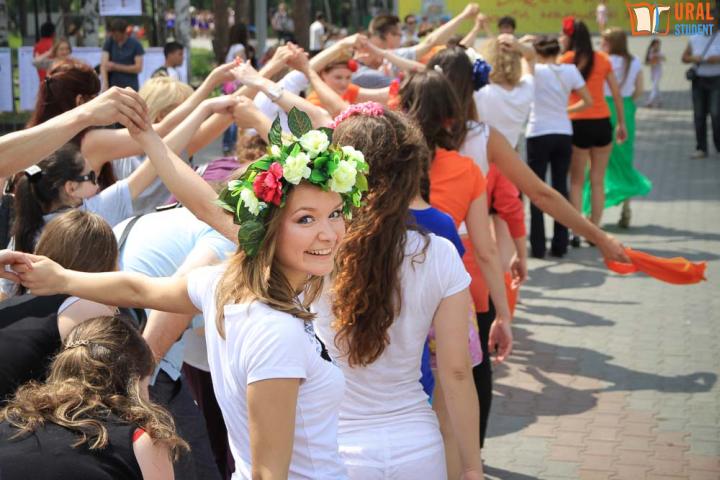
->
<box><xmin>604</xmin><ymin>223</ymin><xmax>720</xmax><ymax>244</ymax></box>
<box><xmin>484</xmin><ymin>465</ymin><xmax>540</xmax><ymax>480</ymax></box>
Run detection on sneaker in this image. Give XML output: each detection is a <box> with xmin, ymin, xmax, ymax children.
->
<box><xmin>691</xmin><ymin>150</ymin><xmax>708</xmax><ymax>159</ymax></box>
<box><xmin>571</xmin><ymin>235</ymin><xmax>581</xmax><ymax>248</ymax></box>
<box><xmin>618</xmin><ymin>202</ymin><xmax>631</xmax><ymax>229</ymax></box>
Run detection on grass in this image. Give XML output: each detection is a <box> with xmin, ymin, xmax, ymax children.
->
<box><xmin>190</xmin><ymin>47</ymin><xmax>216</xmax><ymax>86</ymax></box>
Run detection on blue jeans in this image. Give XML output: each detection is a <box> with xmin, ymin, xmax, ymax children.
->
<box><xmin>222</xmin><ymin>123</ymin><xmax>237</xmax><ymax>154</ymax></box>
<box><xmin>691</xmin><ymin>75</ymin><xmax>720</xmax><ymax>153</ymax></box>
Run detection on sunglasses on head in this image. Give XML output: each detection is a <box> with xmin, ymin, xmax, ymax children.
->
<box><xmin>74</xmin><ymin>171</ymin><xmax>97</xmax><ymax>185</ymax></box>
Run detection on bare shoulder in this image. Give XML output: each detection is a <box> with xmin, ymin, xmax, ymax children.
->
<box><xmin>133</xmin><ymin>432</ymin><xmax>174</xmax><ymax>480</ymax></box>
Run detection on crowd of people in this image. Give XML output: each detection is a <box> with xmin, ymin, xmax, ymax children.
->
<box><xmin>0</xmin><ymin>3</ymin><xmax>699</xmax><ymax>479</ymax></box>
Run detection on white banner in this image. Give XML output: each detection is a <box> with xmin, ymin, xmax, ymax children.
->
<box><xmin>99</xmin><ymin>0</ymin><xmax>142</xmax><ymax>16</ymax></box>
<box><xmin>18</xmin><ymin>47</ymin><xmax>188</xmax><ymax>111</ymax></box>
<box><xmin>0</xmin><ymin>48</ymin><xmax>12</xmax><ymax>112</ymax></box>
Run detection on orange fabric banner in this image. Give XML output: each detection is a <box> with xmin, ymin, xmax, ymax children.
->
<box><xmin>606</xmin><ymin>248</ymin><xmax>707</xmax><ymax>285</ymax></box>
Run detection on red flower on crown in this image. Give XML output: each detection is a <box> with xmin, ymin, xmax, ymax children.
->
<box><xmin>347</xmin><ymin>59</ymin><xmax>358</xmax><ymax>72</ymax></box>
<box><xmin>253</xmin><ymin>162</ymin><xmax>284</xmax><ymax>205</ymax></box>
<box><xmin>562</xmin><ymin>16</ymin><xmax>575</xmax><ymax>37</ymax></box>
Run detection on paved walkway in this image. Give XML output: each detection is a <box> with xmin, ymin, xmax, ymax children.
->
<box><xmin>483</xmin><ymin>37</ymin><xmax>720</xmax><ymax>479</ymax></box>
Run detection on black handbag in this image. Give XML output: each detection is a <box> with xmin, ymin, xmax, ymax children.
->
<box><xmin>687</xmin><ymin>32</ymin><xmax>718</xmax><ymax>81</ymax></box>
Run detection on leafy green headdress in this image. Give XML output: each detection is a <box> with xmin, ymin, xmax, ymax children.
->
<box><xmin>216</xmin><ymin>108</ymin><xmax>369</xmax><ymax>256</ymax></box>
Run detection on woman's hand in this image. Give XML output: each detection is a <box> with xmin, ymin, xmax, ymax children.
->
<box><xmin>0</xmin><ymin>250</ymin><xmax>33</xmax><ymax>283</ymax></box>
<box><xmin>231</xmin><ymin>60</ymin><xmax>265</xmax><ymax>89</ymax></box>
<box><xmin>15</xmin><ymin>254</ymin><xmax>68</xmax><ymax>296</ymax></box>
<box><xmin>510</xmin><ymin>253</ymin><xmax>528</xmax><ymax>287</ymax></box>
<box><xmin>205</xmin><ymin>61</ymin><xmax>240</xmax><ymax>87</ymax></box>
<box><xmin>615</xmin><ymin>123</ymin><xmax>628</xmax><ymax>144</ymax></box>
<box><xmin>232</xmin><ymin>97</ymin><xmax>263</xmax><ymax>129</ymax></box>
<box><xmin>79</xmin><ymin>87</ymin><xmax>150</xmax><ymax>133</ymax></box>
<box><xmin>597</xmin><ymin>233</ymin><xmax>631</xmax><ymax>264</ymax></box>
<box><xmin>488</xmin><ymin>319</ymin><xmax>513</xmax><ymax>363</ymax></box>
<box><xmin>461</xmin><ymin>470</ymin><xmax>484</xmax><ymax>480</ymax></box>
<box><xmin>286</xmin><ymin>44</ymin><xmax>311</xmax><ymax>74</ymax></box>
<box><xmin>201</xmin><ymin>95</ymin><xmax>241</xmax><ymax>116</ymax></box>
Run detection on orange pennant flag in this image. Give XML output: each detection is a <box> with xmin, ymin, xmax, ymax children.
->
<box><xmin>606</xmin><ymin>248</ymin><xmax>707</xmax><ymax>285</ymax></box>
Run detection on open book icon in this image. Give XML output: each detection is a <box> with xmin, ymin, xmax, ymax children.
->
<box><xmin>627</xmin><ymin>3</ymin><xmax>672</xmax><ymax>35</ymax></box>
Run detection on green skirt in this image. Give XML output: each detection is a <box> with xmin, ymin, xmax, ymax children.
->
<box><xmin>582</xmin><ymin>96</ymin><xmax>652</xmax><ymax>215</ymax></box>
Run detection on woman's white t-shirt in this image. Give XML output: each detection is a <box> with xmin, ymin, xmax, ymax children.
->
<box><xmin>459</xmin><ymin>120</ymin><xmax>491</xmax><ymax>175</ymax></box>
<box><xmin>474</xmin><ymin>74</ymin><xmax>534</xmax><ymax>148</ymax></box>
<box><xmin>187</xmin><ymin>265</ymin><xmax>347</xmax><ymax>480</ymax></box>
<box><xmin>313</xmin><ymin>232</ymin><xmax>471</xmax><ymax>466</ymax></box>
<box><xmin>604</xmin><ymin>55</ymin><xmax>642</xmax><ymax>97</ymax></box>
<box><xmin>526</xmin><ymin>64</ymin><xmax>585</xmax><ymax>138</ymax></box>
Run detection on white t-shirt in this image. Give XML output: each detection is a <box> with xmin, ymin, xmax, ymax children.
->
<box><xmin>187</xmin><ymin>265</ymin><xmax>347</xmax><ymax>480</ymax></box>
<box><xmin>225</xmin><ymin>43</ymin><xmax>247</xmax><ymax>63</ymax></box>
<box><xmin>474</xmin><ymin>74</ymin><xmax>534</xmax><ymax>148</ymax></box>
<box><xmin>313</xmin><ymin>232</ymin><xmax>471</xmax><ymax>465</ymax></box>
<box><xmin>526</xmin><ymin>64</ymin><xmax>585</xmax><ymax>138</ymax></box>
<box><xmin>459</xmin><ymin>120</ymin><xmax>491</xmax><ymax>174</ymax></box>
<box><xmin>690</xmin><ymin>35</ymin><xmax>720</xmax><ymax>77</ymax></box>
<box><xmin>309</xmin><ymin>21</ymin><xmax>325</xmax><ymax>50</ymax></box>
<box><xmin>604</xmin><ymin>55</ymin><xmax>642</xmax><ymax>97</ymax></box>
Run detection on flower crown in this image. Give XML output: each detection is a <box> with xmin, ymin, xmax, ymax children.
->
<box><xmin>216</xmin><ymin>107</ymin><xmax>369</xmax><ymax>257</ymax></box>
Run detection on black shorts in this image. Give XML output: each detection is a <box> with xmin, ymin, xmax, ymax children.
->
<box><xmin>571</xmin><ymin>118</ymin><xmax>613</xmax><ymax>149</ymax></box>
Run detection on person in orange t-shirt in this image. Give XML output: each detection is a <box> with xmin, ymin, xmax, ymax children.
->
<box><xmin>304</xmin><ymin>56</ymin><xmax>390</xmax><ymax>116</ymax></box>
<box><xmin>33</xmin><ymin>22</ymin><xmax>56</xmax><ymax>82</ymax></box>
<box><xmin>559</xmin><ymin>18</ymin><xmax>627</xmax><ymax>244</ymax></box>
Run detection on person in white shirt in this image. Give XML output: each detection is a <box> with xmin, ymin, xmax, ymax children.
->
<box><xmin>316</xmin><ymin>106</ymin><xmax>483</xmax><ymax>480</ymax></box>
<box><xmin>596</xmin><ymin>0</ymin><xmax>608</xmax><ymax>33</ymax></box>
<box><xmin>309</xmin><ymin>12</ymin><xmax>326</xmax><ymax>56</ymax></box>
<box><xmin>151</xmin><ymin>41</ymin><xmax>185</xmax><ymax>81</ymax></box>
<box><xmin>10</xmin><ymin>116</ymin><xmax>372</xmax><ymax>480</ymax></box>
<box><xmin>525</xmin><ymin>36</ymin><xmax>592</xmax><ymax>258</ymax></box>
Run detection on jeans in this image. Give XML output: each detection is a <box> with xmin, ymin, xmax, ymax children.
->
<box><xmin>221</xmin><ymin>123</ymin><xmax>237</xmax><ymax>155</ymax></box>
<box><xmin>691</xmin><ymin>75</ymin><xmax>720</xmax><ymax>153</ymax></box>
<box><xmin>149</xmin><ymin>371</ymin><xmax>222</xmax><ymax>480</ymax></box>
<box><xmin>526</xmin><ymin>134</ymin><xmax>572</xmax><ymax>256</ymax></box>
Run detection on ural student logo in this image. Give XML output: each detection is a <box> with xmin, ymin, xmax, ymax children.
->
<box><xmin>626</xmin><ymin>2</ymin><xmax>715</xmax><ymax>36</ymax></box>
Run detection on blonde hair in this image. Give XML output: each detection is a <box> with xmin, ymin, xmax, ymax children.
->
<box><xmin>602</xmin><ymin>27</ymin><xmax>633</xmax><ymax>87</ymax></box>
<box><xmin>483</xmin><ymin>38</ymin><xmax>522</xmax><ymax>87</ymax></box>
<box><xmin>1</xmin><ymin>316</ymin><xmax>188</xmax><ymax>458</ymax></box>
<box><xmin>214</xmin><ymin>188</ymin><xmax>323</xmax><ymax>339</ymax></box>
<box><xmin>138</xmin><ymin>76</ymin><xmax>194</xmax><ymax>122</ymax></box>
<box><xmin>51</xmin><ymin>38</ymin><xmax>72</xmax><ymax>57</ymax></box>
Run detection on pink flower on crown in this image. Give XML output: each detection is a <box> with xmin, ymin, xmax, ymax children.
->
<box><xmin>253</xmin><ymin>162</ymin><xmax>284</xmax><ymax>206</ymax></box>
<box><xmin>330</xmin><ymin>102</ymin><xmax>385</xmax><ymax>129</ymax></box>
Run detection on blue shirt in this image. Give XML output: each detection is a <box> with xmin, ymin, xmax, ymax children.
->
<box><xmin>114</xmin><ymin>208</ymin><xmax>234</xmax><ymax>384</ymax></box>
<box><xmin>410</xmin><ymin>207</ymin><xmax>465</xmax><ymax>257</ymax></box>
<box><xmin>103</xmin><ymin>36</ymin><xmax>144</xmax><ymax>90</ymax></box>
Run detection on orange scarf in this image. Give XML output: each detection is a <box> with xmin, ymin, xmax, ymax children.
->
<box><xmin>606</xmin><ymin>248</ymin><xmax>707</xmax><ymax>285</ymax></box>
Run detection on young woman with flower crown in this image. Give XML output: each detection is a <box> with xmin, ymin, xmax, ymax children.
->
<box><xmin>7</xmin><ymin>112</ymin><xmax>370</xmax><ymax>480</ymax></box>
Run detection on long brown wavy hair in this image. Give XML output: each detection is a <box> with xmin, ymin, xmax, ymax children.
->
<box><xmin>1</xmin><ymin>316</ymin><xmax>188</xmax><ymax>458</ymax></box>
<box><xmin>214</xmin><ymin>186</ymin><xmax>324</xmax><ymax>339</ymax></box>
<box><xmin>331</xmin><ymin>108</ymin><xmax>430</xmax><ymax>367</ymax></box>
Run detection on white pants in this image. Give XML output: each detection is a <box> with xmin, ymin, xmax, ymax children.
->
<box><xmin>648</xmin><ymin>65</ymin><xmax>662</xmax><ymax>103</ymax></box>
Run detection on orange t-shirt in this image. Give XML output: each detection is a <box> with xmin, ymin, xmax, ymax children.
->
<box><xmin>306</xmin><ymin>83</ymin><xmax>360</xmax><ymax>107</ymax></box>
<box><xmin>559</xmin><ymin>51</ymin><xmax>612</xmax><ymax>120</ymax></box>
<box><xmin>429</xmin><ymin>148</ymin><xmax>490</xmax><ymax>312</ymax></box>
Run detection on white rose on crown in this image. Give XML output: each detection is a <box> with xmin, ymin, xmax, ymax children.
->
<box><xmin>341</xmin><ymin>145</ymin><xmax>365</xmax><ymax>164</ymax></box>
<box><xmin>329</xmin><ymin>159</ymin><xmax>358</xmax><ymax>193</ymax></box>
<box><xmin>240</xmin><ymin>188</ymin><xmax>265</xmax><ymax>216</ymax></box>
<box><xmin>299</xmin><ymin>130</ymin><xmax>330</xmax><ymax>158</ymax></box>
<box><xmin>283</xmin><ymin>151</ymin><xmax>312</xmax><ymax>185</ymax></box>
<box><xmin>270</xmin><ymin>145</ymin><xmax>282</xmax><ymax>156</ymax></box>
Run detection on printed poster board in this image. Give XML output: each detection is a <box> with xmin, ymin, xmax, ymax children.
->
<box><xmin>0</xmin><ymin>48</ymin><xmax>12</xmax><ymax>112</ymax></box>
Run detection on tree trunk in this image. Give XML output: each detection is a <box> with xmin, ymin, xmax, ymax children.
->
<box><xmin>156</xmin><ymin>0</ymin><xmax>168</xmax><ymax>44</ymax></box>
<box><xmin>211</xmin><ymin>0</ymin><xmax>229</xmax><ymax>64</ymax></box>
<box><xmin>0</xmin><ymin>0</ymin><xmax>8</xmax><ymax>47</ymax></box>
<box><xmin>293</xmin><ymin>0</ymin><xmax>310</xmax><ymax>50</ymax></box>
<box><xmin>18</xmin><ymin>0</ymin><xmax>27</xmax><ymax>39</ymax></box>
<box><xmin>174</xmin><ymin>0</ymin><xmax>192</xmax><ymax>51</ymax></box>
<box><xmin>234</xmin><ymin>0</ymin><xmax>250</xmax><ymax>25</ymax></box>
<box><xmin>57</xmin><ymin>0</ymin><xmax>71</xmax><ymax>38</ymax></box>
<box><xmin>81</xmin><ymin>0</ymin><xmax>100</xmax><ymax>46</ymax></box>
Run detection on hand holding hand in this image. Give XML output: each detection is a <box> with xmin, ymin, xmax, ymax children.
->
<box><xmin>202</xmin><ymin>95</ymin><xmax>240</xmax><ymax>115</ymax></box>
<box><xmin>270</xmin><ymin>44</ymin><xmax>295</xmax><ymax>65</ymax></box>
<box><xmin>15</xmin><ymin>254</ymin><xmax>67</xmax><ymax>296</ymax></box>
<box><xmin>0</xmin><ymin>250</ymin><xmax>33</xmax><ymax>283</ymax></box>
<box><xmin>207</xmin><ymin>61</ymin><xmax>239</xmax><ymax>86</ymax></box>
<box><xmin>231</xmin><ymin>60</ymin><xmax>264</xmax><ymax>88</ymax></box>
<box><xmin>463</xmin><ymin>3</ymin><xmax>480</xmax><ymax>19</ymax></box>
<box><xmin>488</xmin><ymin>319</ymin><xmax>513</xmax><ymax>363</ymax></box>
<box><xmin>81</xmin><ymin>87</ymin><xmax>150</xmax><ymax>133</ymax></box>
<box><xmin>498</xmin><ymin>33</ymin><xmax>519</xmax><ymax>52</ymax></box>
<box><xmin>286</xmin><ymin>44</ymin><xmax>310</xmax><ymax>73</ymax></box>
<box><xmin>232</xmin><ymin>97</ymin><xmax>266</xmax><ymax>129</ymax></box>
<box><xmin>475</xmin><ymin>13</ymin><xmax>488</xmax><ymax>29</ymax></box>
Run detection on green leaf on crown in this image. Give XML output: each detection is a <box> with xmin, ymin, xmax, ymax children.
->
<box><xmin>318</xmin><ymin>127</ymin><xmax>334</xmax><ymax>143</ymax></box>
<box><xmin>309</xmin><ymin>168</ymin><xmax>327</xmax><ymax>183</ymax></box>
<box><xmin>268</xmin><ymin>115</ymin><xmax>282</xmax><ymax>146</ymax></box>
<box><xmin>250</xmin><ymin>157</ymin><xmax>272</xmax><ymax>171</ymax></box>
<box><xmin>356</xmin><ymin>172</ymin><xmax>368</xmax><ymax>192</ymax></box>
<box><xmin>287</xmin><ymin>107</ymin><xmax>313</xmax><ymax>138</ymax></box>
<box><xmin>238</xmin><ymin>219</ymin><xmax>266</xmax><ymax>257</ymax></box>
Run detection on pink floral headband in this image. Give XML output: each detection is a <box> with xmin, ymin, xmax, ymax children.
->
<box><xmin>330</xmin><ymin>102</ymin><xmax>385</xmax><ymax>129</ymax></box>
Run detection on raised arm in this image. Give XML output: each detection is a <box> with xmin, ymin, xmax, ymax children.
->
<box><xmin>414</xmin><ymin>3</ymin><xmax>480</xmax><ymax>58</ymax></box>
<box><xmin>13</xmin><ymin>254</ymin><xmax>198</xmax><ymax>314</ymax></box>
<box><xmin>0</xmin><ymin>87</ymin><xmax>149</xmax><ymax>176</ymax></box>
<box><xmin>82</xmin><ymin>61</ymin><xmax>237</xmax><ymax>169</ymax></box>
<box><xmin>433</xmin><ymin>289</ymin><xmax>483</xmax><ymax>480</ymax></box>
<box><xmin>131</xmin><ymin>128</ymin><xmax>239</xmax><ymax>243</ymax></box>
<box><xmin>461</xmin><ymin>13</ymin><xmax>491</xmax><ymax>48</ymax></box>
